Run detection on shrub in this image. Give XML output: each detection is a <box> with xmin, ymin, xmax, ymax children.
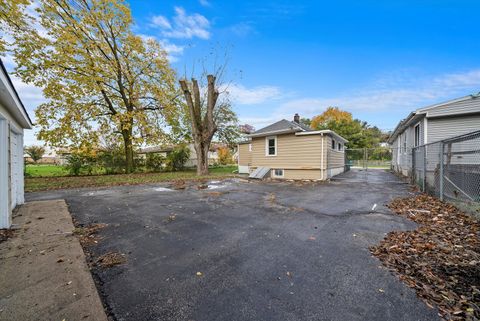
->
<box><xmin>166</xmin><ymin>145</ymin><xmax>190</xmax><ymax>171</ymax></box>
<box><xmin>98</xmin><ymin>149</ymin><xmax>125</xmax><ymax>174</ymax></box>
<box><xmin>64</xmin><ymin>153</ymin><xmax>84</xmax><ymax>176</ymax></box>
<box><xmin>217</xmin><ymin>147</ymin><xmax>233</xmax><ymax>165</ymax></box>
<box><xmin>145</xmin><ymin>153</ymin><xmax>165</xmax><ymax>172</ymax></box>
<box><xmin>134</xmin><ymin>155</ymin><xmax>146</xmax><ymax>172</ymax></box>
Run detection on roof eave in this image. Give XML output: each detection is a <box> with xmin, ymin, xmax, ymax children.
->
<box><xmin>247</xmin><ymin>128</ymin><xmax>300</xmax><ymax>138</ymax></box>
<box><xmin>387</xmin><ymin>112</ymin><xmax>426</xmax><ymax>144</ymax></box>
<box><xmin>0</xmin><ymin>59</ymin><xmax>33</xmax><ymax>129</ymax></box>
<box><xmin>296</xmin><ymin>130</ymin><xmax>348</xmax><ymax>143</ymax></box>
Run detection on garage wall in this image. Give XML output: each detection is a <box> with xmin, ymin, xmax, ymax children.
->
<box><xmin>0</xmin><ymin>116</ymin><xmax>9</xmax><ymax>228</ymax></box>
<box><xmin>0</xmin><ymin>104</ymin><xmax>25</xmax><ymax>228</ymax></box>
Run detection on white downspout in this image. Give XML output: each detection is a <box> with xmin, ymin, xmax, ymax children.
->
<box><xmin>320</xmin><ymin>133</ymin><xmax>324</xmax><ymax>180</ymax></box>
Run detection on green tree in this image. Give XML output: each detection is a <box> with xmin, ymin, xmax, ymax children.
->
<box><xmin>25</xmin><ymin>145</ymin><xmax>45</xmax><ymax>163</ymax></box>
<box><xmin>2</xmin><ymin>0</ymin><xmax>177</xmax><ymax>173</ymax></box>
<box><xmin>300</xmin><ymin>118</ymin><xmax>311</xmax><ymax>127</ymax></box>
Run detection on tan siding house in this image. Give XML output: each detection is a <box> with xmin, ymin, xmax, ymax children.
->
<box><xmin>238</xmin><ymin>114</ymin><xmax>347</xmax><ymax>180</ymax></box>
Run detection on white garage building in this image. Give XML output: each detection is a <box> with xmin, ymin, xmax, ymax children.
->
<box><xmin>0</xmin><ymin>59</ymin><xmax>32</xmax><ymax>228</ymax></box>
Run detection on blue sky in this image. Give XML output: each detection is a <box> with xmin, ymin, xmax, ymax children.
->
<box><xmin>6</xmin><ymin>0</ymin><xmax>480</xmax><ymax>145</ymax></box>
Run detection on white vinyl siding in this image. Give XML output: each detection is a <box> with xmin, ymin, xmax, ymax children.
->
<box><xmin>0</xmin><ymin>117</ymin><xmax>9</xmax><ymax>228</ymax></box>
<box><xmin>424</xmin><ymin>97</ymin><xmax>480</xmax><ymax>118</ymax></box>
<box><xmin>427</xmin><ymin>115</ymin><xmax>480</xmax><ymax>143</ymax></box>
<box><xmin>391</xmin><ymin>118</ymin><xmax>424</xmax><ymax>175</ymax></box>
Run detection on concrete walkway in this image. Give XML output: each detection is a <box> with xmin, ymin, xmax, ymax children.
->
<box><xmin>0</xmin><ymin>200</ymin><xmax>107</xmax><ymax>321</ymax></box>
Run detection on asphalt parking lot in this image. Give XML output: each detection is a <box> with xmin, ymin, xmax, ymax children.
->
<box><xmin>26</xmin><ymin>170</ymin><xmax>440</xmax><ymax>321</ymax></box>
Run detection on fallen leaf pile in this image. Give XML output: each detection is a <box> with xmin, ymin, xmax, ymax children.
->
<box><xmin>96</xmin><ymin>252</ymin><xmax>126</xmax><ymax>268</ymax></box>
<box><xmin>73</xmin><ymin>223</ymin><xmax>107</xmax><ymax>247</ymax></box>
<box><xmin>0</xmin><ymin>229</ymin><xmax>16</xmax><ymax>243</ymax></box>
<box><xmin>370</xmin><ymin>194</ymin><xmax>480</xmax><ymax>320</ymax></box>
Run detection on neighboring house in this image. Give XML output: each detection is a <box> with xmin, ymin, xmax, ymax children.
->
<box><xmin>138</xmin><ymin>143</ymin><xmax>222</xmax><ymax>167</ymax></box>
<box><xmin>388</xmin><ymin>93</ymin><xmax>480</xmax><ymax>176</ymax></box>
<box><xmin>0</xmin><ymin>59</ymin><xmax>32</xmax><ymax>228</ymax></box>
<box><xmin>238</xmin><ymin>114</ymin><xmax>348</xmax><ymax>180</ymax></box>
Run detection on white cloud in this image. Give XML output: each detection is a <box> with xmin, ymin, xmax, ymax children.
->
<box><xmin>151</xmin><ymin>7</ymin><xmax>210</xmax><ymax>40</ymax></box>
<box><xmin>138</xmin><ymin>34</ymin><xmax>185</xmax><ymax>62</ymax></box>
<box><xmin>229</xmin><ymin>22</ymin><xmax>255</xmax><ymax>37</ymax></box>
<box><xmin>433</xmin><ymin>69</ymin><xmax>480</xmax><ymax>89</ymax></box>
<box><xmin>277</xmin><ymin>69</ymin><xmax>480</xmax><ymax>117</ymax></box>
<box><xmin>226</xmin><ymin>84</ymin><xmax>282</xmax><ymax>105</ymax></box>
<box><xmin>199</xmin><ymin>0</ymin><xmax>211</xmax><ymax>7</ymax></box>
<box><xmin>151</xmin><ymin>16</ymin><xmax>171</xmax><ymax>29</ymax></box>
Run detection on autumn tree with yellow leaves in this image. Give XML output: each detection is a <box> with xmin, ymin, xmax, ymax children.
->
<box><xmin>309</xmin><ymin>107</ymin><xmax>388</xmax><ymax>149</ymax></box>
<box><xmin>310</xmin><ymin>107</ymin><xmax>353</xmax><ymax>129</ymax></box>
<box><xmin>1</xmin><ymin>0</ymin><xmax>177</xmax><ymax>173</ymax></box>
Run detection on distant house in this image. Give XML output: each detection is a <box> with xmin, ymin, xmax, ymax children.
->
<box><xmin>237</xmin><ymin>114</ymin><xmax>348</xmax><ymax>180</ymax></box>
<box><xmin>138</xmin><ymin>143</ymin><xmax>223</xmax><ymax>167</ymax></box>
<box><xmin>24</xmin><ymin>147</ymin><xmax>60</xmax><ymax>165</ymax></box>
<box><xmin>0</xmin><ymin>59</ymin><xmax>33</xmax><ymax>228</ymax></box>
<box><xmin>388</xmin><ymin>93</ymin><xmax>480</xmax><ymax>176</ymax></box>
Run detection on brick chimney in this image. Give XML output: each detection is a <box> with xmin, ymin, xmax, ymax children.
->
<box><xmin>293</xmin><ymin>113</ymin><xmax>300</xmax><ymax>123</ymax></box>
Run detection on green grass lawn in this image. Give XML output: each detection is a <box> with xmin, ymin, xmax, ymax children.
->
<box><xmin>25</xmin><ymin>165</ymin><xmax>239</xmax><ymax>192</ymax></box>
<box><xmin>26</xmin><ymin>164</ymin><xmax>68</xmax><ymax>177</ymax></box>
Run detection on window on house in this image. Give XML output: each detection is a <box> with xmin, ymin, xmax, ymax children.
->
<box><xmin>403</xmin><ymin>133</ymin><xmax>407</xmax><ymax>153</ymax></box>
<box><xmin>331</xmin><ymin>139</ymin><xmax>336</xmax><ymax>150</ymax></box>
<box><xmin>248</xmin><ymin>144</ymin><xmax>252</xmax><ymax>152</ymax></box>
<box><xmin>273</xmin><ymin>169</ymin><xmax>284</xmax><ymax>177</ymax></box>
<box><xmin>414</xmin><ymin>124</ymin><xmax>420</xmax><ymax>147</ymax></box>
<box><xmin>338</xmin><ymin>143</ymin><xmax>343</xmax><ymax>151</ymax></box>
<box><xmin>266</xmin><ymin>136</ymin><xmax>276</xmax><ymax>156</ymax></box>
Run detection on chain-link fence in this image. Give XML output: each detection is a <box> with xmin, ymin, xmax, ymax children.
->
<box><xmin>412</xmin><ymin>130</ymin><xmax>480</xmax><ymax>216</ymax></box>
<box><xmin>345</xmin><ymin>147</ymin><xmax>392</xmax><ymax>170</ymax></box>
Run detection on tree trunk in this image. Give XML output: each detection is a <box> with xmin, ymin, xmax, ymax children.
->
<box><xmin>195</xmin><ymin>141</ymin><xmax>210</xmax><ymax>175</ymax></box>
<box><xmin>122</xmin><ymin>128</ymin><xmax>134</xmax><ymax>174</ymax></box>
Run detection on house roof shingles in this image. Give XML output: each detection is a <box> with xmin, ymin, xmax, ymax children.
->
<box><xmin>252</xmin><ymin>119</ymin><xmax>311</xmax><ymax>136</ymax></box>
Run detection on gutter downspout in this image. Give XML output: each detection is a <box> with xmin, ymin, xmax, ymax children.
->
<box><xmin>320</xmin><ymin>133</ymin><xmax>324</xmax><ymax>180</ymax></box>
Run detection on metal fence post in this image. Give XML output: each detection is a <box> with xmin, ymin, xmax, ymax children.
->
<box><xmin>412</xmin><ymin>147</ymin><xmax>416</xmax><ymax>185</ymax></box>
<box><xmin>423</xmin><ymin>146</ymin><xmax>427</xmax><ymax>192</ymax></box>
<box><xmin>439</xmin><ymin>141</ymin><xmax>444</xmax><ymax>201</ymax></box>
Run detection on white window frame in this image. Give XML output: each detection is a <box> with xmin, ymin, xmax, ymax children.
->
<box><xmin>272</xmin><ymin>168</ymin><xmax>284</xmax><ymax>177</ymax></box>
<box><xmin>248</xmin><ymin>143</ymin><xmax>252</xmax><ymax>152</ymax></box>
<box><xmin>331</xmin><ymin>139</ymin><xmax>336</xmax><ymax>150</ymax></box>
<box><xmin>265</xmin><ymin>136</ymin><xmax>277</xmax><ymax>156</ymax></box>
<box><xmin>414</xmin><ymin>124</ymin><xmax>420</xmax><ymax>147</ymax></box>
<box><xmin>338</xmin><ymin>142</ymin><xmax>343</xmax><ymax>152</ymax></box>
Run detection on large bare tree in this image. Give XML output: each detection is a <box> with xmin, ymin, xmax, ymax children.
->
<box><xmin>179</xmin><ymin>75</ymin><xmax>222</xmax><ymax>175</ymax></box>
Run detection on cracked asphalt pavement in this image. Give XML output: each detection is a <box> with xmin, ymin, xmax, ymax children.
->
<box><xmin>26</xmin><ymin>169</ymin><xmax>440</xmax><ymax>321</ymax></box>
